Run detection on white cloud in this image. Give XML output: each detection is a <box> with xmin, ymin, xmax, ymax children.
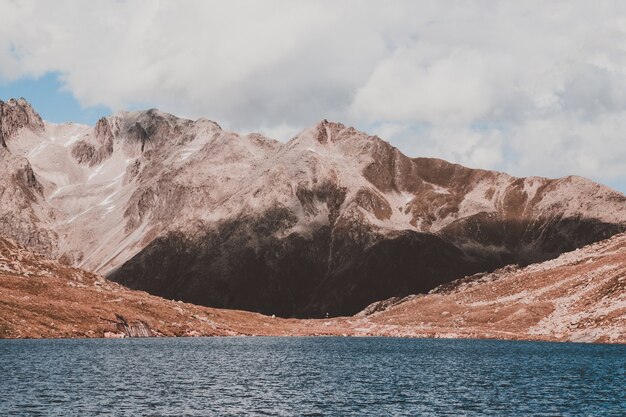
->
<box><xmin>505</xmin><ymin>113</ymin><xmax>626</xmax><ymax>180</ymax></box>
<box><xmin>351</xmin><ymin>44</ymin><xmax>511</xmax><ymax>126</ymax></box>
<box><xmin>0</xmin><ymin>0</ymin><xmax>405</xmax><ymax>126</ymax></box>
<box><xmin>0</xmin><ymin>0</ymin><xmax>625</xmax><ymax>190</ymax></box>
<box><xmin>374</xmin><ymin>124</ymin><xmax>505</xmax><ymax>171</ymax></box>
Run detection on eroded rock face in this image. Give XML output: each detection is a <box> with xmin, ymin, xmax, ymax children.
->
<box><xmin>0</xmin><ymin>101</ymin><xmax>55</xmax><ymax>256</ymax></box>
<box><xmin>1</xmin><ymin>98</ymin><xmax>625</xmax><ymax>317</ymax></box>
<box><xmin>0</xmin><ymin>160</ymin><xmax>56</xmax><ymax>255</ymax></box>
<box><xmin>70</xmin><ymin>117</ymin><xmax>115</xmax><ymax>166</ymax></box>
<box><xmin>0</xmin><ymin>98</ymin><xmax>44</xmax><ymax>148</ymax></box>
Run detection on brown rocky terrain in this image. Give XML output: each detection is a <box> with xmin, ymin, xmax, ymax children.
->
<box><xmin>358</xmin><ymin>232</ymin><xmax>626</xmax><ymax>343</ymax></box>
<box><xmin>1</xmin><ymin>233</ymin><xmax>624</xmax><ymax>343</ymax></box>
<box><xmin>1</xmin><ymin>98</ymin><xmax>625</xmax><ymax>318</ymax></box>
<box><xmin>0</xmin><ymin>235</ymin><xmax>314</xmax><ymax>338</ymax></box>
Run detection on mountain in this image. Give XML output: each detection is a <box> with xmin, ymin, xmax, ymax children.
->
<box><xmin>1</xmin><ymin>98</ymin><xmax>625</xmax><ymax>317</ymax></box>
<box><xmin>2</xmin><ymin>232</ymin><xmax>624</xmax><ymax>343</ymax></box>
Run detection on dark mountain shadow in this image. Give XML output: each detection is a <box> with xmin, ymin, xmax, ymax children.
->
<box><xmin>109</xmin><ymin>209</ymin><xmax>625</xmax><ymax>318</ymax></box>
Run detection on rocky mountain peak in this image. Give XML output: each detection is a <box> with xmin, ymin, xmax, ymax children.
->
<box><xmin>313</xmin><ymin>119</ymin><xmax>347</xmax><ymax>144</ymax></box>
<box><xmin>0</xmin><ymin>98</ymin><xmax>44</xmax><ymax>148</ymax></box>
<box><xmin>284</xmin><ymin>120</ymin><xmax>389</xmax><ymax>163</ymax></box>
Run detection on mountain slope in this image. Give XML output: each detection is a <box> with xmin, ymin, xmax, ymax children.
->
<box><xmin>0</xmin><ymin>235</ymin><xmax>296</xmax><ymax>338</ymax></box>
<box><xmin>1</xmin><ymin>233</ymin><xmax>624</xmax><ymax>343</ymax></box>
<box><xmin>1</xmin><ymin>98</ymin><xmax>625</xmax><ymax>316</ymax></box>
<box><xmin>355</xmin><ymin>232</ymin><xmax>626</xmax><ymax>343</ymax></box>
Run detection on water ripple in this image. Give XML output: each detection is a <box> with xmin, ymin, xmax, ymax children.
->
<box><xmin>0</xmin><ymin>337</ymin><xmax>624</xmax><ymax>416</ymax></box>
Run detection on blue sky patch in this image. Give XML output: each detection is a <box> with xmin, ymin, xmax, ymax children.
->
<box><xmin>0</xmin><ymin>72</ymin><xmax>110</xmax><ymax>125</ymax></box>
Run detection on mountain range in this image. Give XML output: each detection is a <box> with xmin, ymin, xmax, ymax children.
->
<box><xmin>1</xmin><ymin>97</ymin><xmax>625</xmax><ymax>317</ymax></box>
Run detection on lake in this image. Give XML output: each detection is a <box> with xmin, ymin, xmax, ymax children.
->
<box><xmin>0</xmin><ymin>337</ymin><xmax>624</xmax><ymax>416</ymax></box>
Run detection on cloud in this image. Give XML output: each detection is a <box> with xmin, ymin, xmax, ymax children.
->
<box><xmin>506</xmin><ymin>113</ymin><xmax>626</xmax><ymax>180</ymax></box>
<box><xmin>0</xmin><ymin>0</ymin><xmax>405</xmax><ymax>127</ymax></box>
<box><xmin>371</xmin><ymin>123</ymin><xmax>505</xmax><ymax>171</ymax></box>
<box><xmin>351</xmin><ymin>45</ymin><xmax>498</xmax><ymax>126</ymax></box>
<box><xmin>0</xmin><ymin>0</ymin><xmax>624</xmax><ymax>189</ymax></box>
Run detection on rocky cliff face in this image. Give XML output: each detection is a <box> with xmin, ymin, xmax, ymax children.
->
<box><xmin>0</xmin><ymin>99</ymin><xmax>55</xmax><ymax>255</ymax></box>
<box><xmin>0</xmin><ymin>149</ymin><xmax>57</xmax><ymax>256</ymax></box>
<box><xmin>1</xmin><ymin>99</ymin><xmax>624</xmax><ymax>317</ymax></box>
<box><xmin>0</xmin><ymin>98</ymin><xmax>44</xmax><ymax>148</ymax></box>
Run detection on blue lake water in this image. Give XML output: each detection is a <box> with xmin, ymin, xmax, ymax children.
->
<box><xmin>0</xmin><ymin>337</ymin><xmax>624</xmax><ymax>416</ymax></box>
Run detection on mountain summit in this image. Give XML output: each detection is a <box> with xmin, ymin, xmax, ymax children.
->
<box><xmin>1</xmin><ymin>99</ymin><xmax>624</xmax><ymax>317</ymax></box>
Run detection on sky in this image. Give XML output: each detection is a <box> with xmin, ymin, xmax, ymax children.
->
<box><xmin>0</xmin><ymin>0</ymin><xmax>625</xmax><ymax>193</ymax></box>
